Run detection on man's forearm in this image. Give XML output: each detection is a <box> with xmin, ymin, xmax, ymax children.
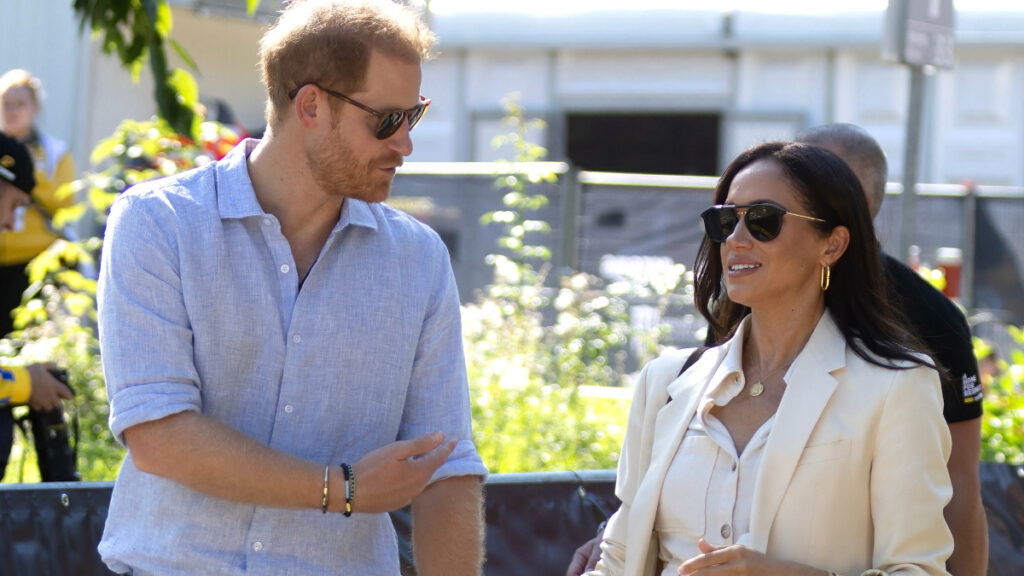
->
<box><xmin>124</xmin><ymin>411</ymin><xmax>325</xmax><ymax>510</ymax></box>
<box><xmin>946</xmin><ymin>418</ymin><xmax>988</xmax><ymax>576</ymax></box>
<box><xmin>945</xmin><ymin>490</ymin><xmax>988</xmax><ymax>576</ymax></box>
<box><xmin>412</xmin><ymin>475</ymin><xmax>484</xmax><ymax>576</ymax></box>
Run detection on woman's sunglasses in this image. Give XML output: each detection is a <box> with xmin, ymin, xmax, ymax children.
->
<box><xmin>288</xmin><ymin>83</ymin><xmax>430</xmax><ymax>140</ymax></box>
<box><xmin>700</xmin><ymin>202</ymin><xmax>827</xmax><ymax>243</ymax></box>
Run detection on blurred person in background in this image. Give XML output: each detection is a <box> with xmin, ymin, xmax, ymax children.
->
<box><xmin>0</xmin><ymin>131</ymin><xmax>72</xmax><ymax>479</ymax></box>
<box><xmin>0</xmin><ymin>68</ymin><xmax>76</xmax><ymax>335</ymax></box>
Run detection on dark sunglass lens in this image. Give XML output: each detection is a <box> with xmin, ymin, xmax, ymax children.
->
<box><xmin>701</xmin><ymin>207</ymin><xmax>736</xmax><ymax>243</ymax></box>
<box><xmin>746</xmin><ymin>205</ymin><xmax>784</xmax><ymax>242</ymax></box>
<box><xmin>376</xmin><ymin>112</ymin><xmax>404</xmax><ymax>140</ymax></box>
<box><xmin>408</xmin><ymin>104</ymin><xmax>426</xmax><ymax>130</ymax></box>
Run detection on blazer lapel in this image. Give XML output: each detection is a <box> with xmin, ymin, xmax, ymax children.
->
<box><xmin>747</xmin><ymin>313</ymin><xmax>846</xmax><ymax>551</ymax></box>
<box><xmin>625</xmin><ymin>348</ymin><xmax>727</xmax><ymax>576</ymax></box>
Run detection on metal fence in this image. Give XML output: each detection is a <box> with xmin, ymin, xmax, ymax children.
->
<box><xmin>2</xmin><ymin>464</ymin><xmax>1022</xmax><ymax>575</ymax></box>
<box><xmin>392</xmin><ymin>164</ymin><xmax>1024</xmax><ymax>351</ymax></box>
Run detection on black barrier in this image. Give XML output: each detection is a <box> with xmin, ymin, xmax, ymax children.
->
<box><xmin>0</xmin><ymin>465</ymin><xmax>1021</xmax><ymax>575</ymax></box>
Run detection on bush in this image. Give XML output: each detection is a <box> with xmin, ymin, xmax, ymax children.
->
<box><xmin>976</xmin><ymin>328</ymin><xmax>1024</xmax><ymax>465</ymax></box>
<box><xmin>464</xmin><ymin>97</ymin><xmax>685</xmax><ymax>473</ymax></box>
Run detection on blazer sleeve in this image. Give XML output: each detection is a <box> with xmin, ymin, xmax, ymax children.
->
<box><xmin>870</xmin><ymin>364</ymin><xmax>954</xmax><ymax>576</ymax></box>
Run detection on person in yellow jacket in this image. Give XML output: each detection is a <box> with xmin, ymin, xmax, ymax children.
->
<box><xmin>0</xmin><ymin>69</ymin><xmax>76</xmax><ymax>337</ymax></box>
<box><xmin>0</xmin><ymin>130</ymin><xmax>73</xmax><ymax>479</ymax></box>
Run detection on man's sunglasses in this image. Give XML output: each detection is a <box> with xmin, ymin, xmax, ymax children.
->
<box><xmin>288</xmin><ymin>83</ymin><xmax>430</xmax><ymax>140</ymax></box>
<box><xmin>700</xmin><ymin>202</ymin><xmax>827</xmax><ymax>243</ymax></box>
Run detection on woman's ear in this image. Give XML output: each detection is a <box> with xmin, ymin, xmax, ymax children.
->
<box><xmin>823</xmin><ymin>225</ymin><xmax>850</xmax><ymax>266</ymax></box>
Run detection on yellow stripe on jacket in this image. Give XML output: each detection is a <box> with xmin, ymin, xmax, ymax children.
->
<box><xmin>0</xmin><ymin>365</ymin><xmax>31</xmax><ymax>407</ymax></box>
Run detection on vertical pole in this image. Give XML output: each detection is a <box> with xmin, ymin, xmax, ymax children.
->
<box><xmin>899</xmin><ymin>65</ymin><xmax>926</xmax><ymax>263</ymax></box>
<box><xmin>560</xmin><ymin>166</ymin><xmax>581</xmax><ymax>272</ymax></box>
<box><xmin>961</xmin><ymin>183</ymin><xmax>977</xmax><ymax>309</ymax></box>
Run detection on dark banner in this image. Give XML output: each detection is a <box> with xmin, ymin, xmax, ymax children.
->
<box><xmin>0</xmin><ymin>466</ymin><xmax>1020</xmax><ymax>575</ymax></box>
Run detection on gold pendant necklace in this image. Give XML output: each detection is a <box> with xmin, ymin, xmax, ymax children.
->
<box><xmin>746</xmin><ymin>361</ymin><xmax>790</xmax><ymax>397</ymax></box>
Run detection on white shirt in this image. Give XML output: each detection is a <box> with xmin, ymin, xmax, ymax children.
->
<box><xmin>654</xmin><ymin>328</ymin><xmax>782</xmax><ymax>575</ymax></box>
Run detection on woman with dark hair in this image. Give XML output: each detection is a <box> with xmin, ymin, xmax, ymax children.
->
<box><xmin>585</xmin><ymin>141</ymin><xmax>952</xmax><ymax>576</ymax></box>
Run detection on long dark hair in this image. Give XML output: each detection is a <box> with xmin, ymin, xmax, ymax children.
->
<box><xmin>695</xmin><ymin>141</ymin><xmax>930</xmax><ymax>369</ymax></box>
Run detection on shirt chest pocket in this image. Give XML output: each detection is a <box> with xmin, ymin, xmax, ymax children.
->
<box><xmin>655</xmin><ymin>434</ymin><xmax>719</xmax><ymax>538</ymax></box>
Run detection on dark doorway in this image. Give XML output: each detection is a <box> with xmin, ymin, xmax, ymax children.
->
<box><xmin>566</xmin><ymin>113</ymin><xmax>720</xmax><ymax>176</ymax></box>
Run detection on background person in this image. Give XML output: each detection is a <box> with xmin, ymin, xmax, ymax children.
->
<box><xmin>0</xmin><ymin>70</ymin><xmax>77</xmax><ymax>479</ymax></box>
<box><xmin>585</xmin><ymin>141</ymin><xmax>951</xmax><ymax>576</ymax></box>
<box><xmin>797</xmin><ymin>123</ymin><xmax>987</xmax><ymax>576</ymax></box>
<box><xmin>0</xmin><ymin>69</ymin><xmax>77</xmax><ymax>333</ymax></box>
<box><xmin>96</xmin><ymin>1</ymin><xmax>485</xmax><ymax>574</ymax></box>
<box><xmin>0</xmin><ymin>131</ymin><xmax>72</xmax><ymax>477</ymax></box>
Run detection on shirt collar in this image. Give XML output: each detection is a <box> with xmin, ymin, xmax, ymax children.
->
<box><xmin>702</xmin><ymin>316</ymin><xmax>752</xmax><ymax>408</ymax></box>
<box><xmin>216</xmin><ymin>139</ymin><xmax>264</xmax><ymax>220</ymax></box>
<box><xmin>215</xmin><ymin>138</ymin><xmax>379</xmax><ymax>233</ymax></box>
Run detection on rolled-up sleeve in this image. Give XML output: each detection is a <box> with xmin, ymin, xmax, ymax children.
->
<box><xmin>98</xmin><ymin>193</ymin><xmax>202</xmax><ymax>445</ymax></box>
<box><xmin>399</xmin><ymin>235</ymin><xmax>487</xmax><ymax>482</ymax></box>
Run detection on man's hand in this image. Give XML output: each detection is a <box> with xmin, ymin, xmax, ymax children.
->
<box><xmin>352</xmin><ymin>432</ymin><xmax>456</xmax><ymax>513</ymax></box>
<box><xmin>26</xmin><ymin>364</ymin><xmax>72</xmax><ymax>412</ymax></box>
<box><xmin>566</xmin><ymin>535</ymin><xmax>602</xmax><ymax>576</ymax></box>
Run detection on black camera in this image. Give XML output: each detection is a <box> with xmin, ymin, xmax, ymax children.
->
<box><xmin>26</xmin><ymin>369</ymin><xmax>79</xmax><ymax>482</ymax></box>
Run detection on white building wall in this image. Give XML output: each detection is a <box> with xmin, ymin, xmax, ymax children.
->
<box><xmin>5</xmin><ymin>5</ymin><xmax>1024</xmax><ymax>187</ymax></box>
<box><xmin>0</xmin><ymin>2</ymin><xmax>91</xmax><ymax>168</ymax></box>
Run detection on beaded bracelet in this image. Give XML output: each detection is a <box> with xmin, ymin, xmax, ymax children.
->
<box><xmin>340</xmin><ymin>462</ymin><xmax>355</xmax><ymax>517</ymax></box>
<box><xmin>320</xmin><ymin>464</ymin><xmax>330</xmax><ymax>514</ymax></box>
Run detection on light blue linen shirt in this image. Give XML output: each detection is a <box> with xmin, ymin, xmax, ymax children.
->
<box><xmin>97</xmin><ymin>139</ymin><xmax>486</xmax><ymax>575</ymax></box>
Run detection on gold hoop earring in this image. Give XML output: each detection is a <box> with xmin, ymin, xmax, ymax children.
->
<box><xmin>820</xmin><ymin>264</ymin><xmax>831</xmax><ymax>292</ymax></box>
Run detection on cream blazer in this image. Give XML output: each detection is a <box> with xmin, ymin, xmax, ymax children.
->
<box><xmin>589</xmin><ymin>313</ymin><xmax>953</xmax><ymax>576</ymax></box>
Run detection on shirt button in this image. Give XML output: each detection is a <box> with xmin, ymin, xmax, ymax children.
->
<box><xmin>731</xmin><ymin>462</ymin><xmax>737</xmax><ymax>472</ymax></box>
<box><xmin>253</xmin><ymin>541</ymin><xmax>263</xmax><ymax>552</ymax></box>
<box><xmin>292</xmin><ymin>333</ymin><xmax>302</xmax><ymax>344</ymax></box>
<box><xmin>284</xmin><ymin>404</ymin><xmax>294</xmax><ymax>414</ymax></box>
<box><xmin>280</xmin><ymin>264</ymin><xmax>290</xmax><ymax>274</ymax></box>
<box><xmin>262</xmin><ymin>217</ymin><xmax>272</xmax><ymax>226</ymax></box>
<box><xmin>720</xmin><ymin>524</ymin><xmax>732</xmax><ymax>539</ymax></box>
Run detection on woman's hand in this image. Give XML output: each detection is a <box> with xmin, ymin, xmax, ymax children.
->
<box><xmin>679</xmin><ymin>539</ymin><xmax>820</xmax><ymax>576</ymax></box>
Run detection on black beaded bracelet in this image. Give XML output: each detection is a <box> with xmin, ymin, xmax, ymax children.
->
<box><xmin>340</xmin><ymin>462</ymin><xmax>355</xmax><ymax>517</ymax></box>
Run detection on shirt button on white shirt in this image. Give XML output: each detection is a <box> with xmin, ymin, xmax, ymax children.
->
<box><xmin>720</xmin><ymin>523</ymin><xmax>732</xmax><ymax>539</ymax></box>
<box><xmin>284</xmin><ymin>404</ymin><xmax>294</xmax><ymax>414</ymax></box>
<box><xmin>252</xmin><ymin>541</ymin><xmax>263</xmax><ymax>552</ymax></box>
<box><xmin>280</xmin><ymin>264</ymin><xmax>290</xmax><ymax>274</ymax></box>
<box><xmin>262</xmin><ymin>217</ymin><xmax>272</xmax><ymax>226</ymax></box>
<box><xmin>292</xmin><ymin>333</ymin><xmax>302</xmax><ymax>344</ymax></box>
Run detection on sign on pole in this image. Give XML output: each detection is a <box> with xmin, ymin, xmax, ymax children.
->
<box><xmin>884</xmin><ymin>0</ymin><xmax>956</xmax><ymax>70</ymax></box>
<box><xmin>883</xmin><ymin>0</ymin><xmax>956</xmax><ymax>263</ymax></box>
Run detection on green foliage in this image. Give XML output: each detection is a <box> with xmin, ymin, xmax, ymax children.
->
<box><xmin>2</xmin><ymin>117</ymin><xmax>241</xmax><ymax>482</ymax></box>
<box><xmin>976</xmin><ymin>329</ymin><xmax>1024</xmax><ymax>465</ymax></box>
<box><xmin>464</xmin><ymin>96</ymin><xmax>685</xmax><ymax>473</ymax></box>
<box><xmin>72</xmin><ymin>0</ymin><xmax>203</xmax><ymax>139</ymax></box>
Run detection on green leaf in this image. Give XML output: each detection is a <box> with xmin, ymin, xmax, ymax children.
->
<box><xmin>168</xmin><ymin>38</ymin><xmax>198</xmax><ymax>72</ymax></box>
<box><xmin>53</xmin><ymin>204</ymin><xmax>88</xmax><ymax>229</ymax></box>
<box><xmin>154</xmin><ymin>0</ymin><xmax>173</xmax><ymax>38</ymax></box>
<box><xmin>167</xmin><ymin>68</ymin><xmax>199</xmax><ymax>110</ymax></box>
